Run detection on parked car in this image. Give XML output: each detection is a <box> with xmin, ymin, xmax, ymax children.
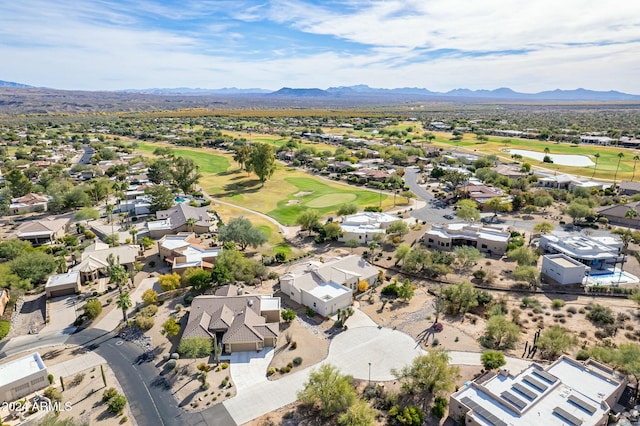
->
<box><xmin>443</xmin><ymin>214</ymin><xmax>454</xmax><ymax>220</ymax></box>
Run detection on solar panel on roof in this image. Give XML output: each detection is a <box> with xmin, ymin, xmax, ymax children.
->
<box><xmin>553</xmin><ymin>406</ymin><xmax>584</xmax><ymax>425</ymax></box>
<box><xmin>532</xmin><ymin>369</ymin><xmax>559</xmax><ymax>383</ymax></box>
<box><xmin>523</xmin><ymin>375</ymin><xmax>548</xmax><ymax>392</ymax></box>
<box><xmin>501</xmin><ymin>391</ymin><xmax>527</xmax><ymax>410</ymax></box>
<box><xmin>461</xmin><ymin>397</ymin><xmax>508</xmax><ymax>426</ymax></box>
<box><xmin>568</xmin><ymin>394</ymin><xmax>597</xmax><ymax>415</ymax></box>
<box><xmin>512</xmin><ymin>382</ymin><xmax>537</xmax><ymax>400</ymax></box>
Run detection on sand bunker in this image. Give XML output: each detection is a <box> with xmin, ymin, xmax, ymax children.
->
<box><xmin>286</xmin><ymin>199</ymin><xmax>302</xmax><ymax>206</ymax></box>
<box><xmin>294</xmin><ymin>191</ymin><xmax>313</xmax><ymax>197</ymax></box>
<box><xmin>505</xmin><ymin>149</ymin><xmax>594</xmax><ymax>167</ymax></box>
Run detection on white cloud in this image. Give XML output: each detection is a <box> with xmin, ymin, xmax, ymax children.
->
<box><xmin>0</xmin><ymin>0</ymin><xmax>639</xmax><ymax>93</ymax></box>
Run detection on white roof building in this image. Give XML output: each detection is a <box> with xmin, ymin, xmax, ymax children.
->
<box><xmin>279</xmin><ymin>255</ymin><xmax>378</xmax><ymax>317</ymax></box>
<box><xmin>0</xmin><ymin>352</ymin><xmax>49</xmax><ymax>402</ymax></box>
<box><xmin>450</xmin><ymin>356</ymin><xmax>626</xmax><ymax>426</ymax></box>
<box><xmin>45</xmin><ymin>270</ymin><xmax>81</xmax><ymax>298</ymax></box>
<box><xmin>423</xmin><ymin>223</ymin><xmax>511</xmax><ymax>255</ymax></box>
<box><xmin>540</xmin><ymin>232</ymin><xmax>623</xmax><ymax>270</ymax></box>
<box><xmin>339</xmin><ymin>212</ymin><xmax>401</xmax><ymax>244</ymax></box>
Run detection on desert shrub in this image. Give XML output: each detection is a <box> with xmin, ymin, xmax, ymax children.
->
<box><xmin>473</xmin><ymin>269</ymin><xmax>487</xmax><ymax>280</ymax></box>
<box><xmin>44</xmin><ymin>386</ymin><xmax>62</xmax><ymax>402</ymax></box>
<box><xmin>197</xmin><ymin>363</ymin><xmax>211</xmax><ymax>372</ymax></box>
<box><xmin>48</xmin><ymin>374</ymin><xmax>54</xmax><ymax>384</ymax></box>
<box><xmin>178</xmin><ymin>337</ymin><xmax>213</xmax><ymax>358</ymax></box>
<box><xmin>576</xmin><ymin>349</ymin><xmax>590</xmax><ymax>360</ymax></box>
<box><xmin>84</xmin><ymin>298</ymin><xmax>102</xmax><ymax>320</ymax></box>
<box><xmin>70</xmin><ymin>373</ymin><xmax>85</xmax><ymax>387</ymax></box>
<box><xmin>520</xmin><ymin>297</ymin><xmax>540</xmax><ymax>309</ymax></box>
<box><xmin>220</xmin><ymin>362</ymin><xmax>229</xmax><ymax>370</ymax></box>
<box><xmin>389</xmin><ymin>405</ymin><xmax>424</xmax><ymax>426</ymax></box>
<box><xmin>102</xmin><ymin>387</ymin><xmax>119</xmax><ymax>403</ymax></box>
<box><xmin>566</xmin><ymin>306</ymin><xmax>577</xmax><ymax>314</ymax></box>
<box><xmin>139</xmin><ymin>305</ymin><xmax>158</xmax><ymax>317</ymax></box>
<box><xmin>267</xmin><ymin>367</ymin><xmax>276</xmax><ymax>376</ymax></box>
<box><xmin>135</xmin><ymin>316</ymin><xmax>154</xmax><ymax>331</ymax></box>
<box><xmin>586</xmin><ymin>302</ymin><xmax>614</xmax><ymax>324</ymax></box>
<box><xmin>551</xmin><ymin>299</ymin><xmax>565</xmax><ymax>309</ymax></box>
<box><xmin>381</xmin><ymin>283</ymin><xmax>399</xmax><ymax>297</ymax></box>
<box><xmin>431</xmin><ymin>396</ymin><xmax>448</xmax><ymax>419</ymax></box>
<box><xmin>107</xmin><ymin>394</ymin><xmax>127</xmax><ymax>414</ymax></box>
<box><xmin>119</xmin><ymin>416</ymin><xmax>128</xmax><ymax>424</ymax></box>
<box><xmin>293</xmin><ymin>357</ymin><xmax>303</xmax><ymax>366</ymax></box>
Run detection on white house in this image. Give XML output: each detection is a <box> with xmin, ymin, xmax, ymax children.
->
<box><xmin>540</xmin><ymin>232</ymin><xmax>623</xmax><ymax>271</ymax></box>
<box><xmin>279</xmin><ymin>255</ymin><xmax>378</xmax><ymax>317</ymax></box>
<box><xmin>450</xmin><ymin>356</ymin><xmax>626</xmax><ymax>426</ymax></box>
<box><xmin>422</xmin><ymin>223</ymin><xmax>511</xmax><ymax>255</ymax></box>
<box><xmin>541</xmin><ymin>254</ymin><xmax>588</xmax><ymax>285</ymax></box>
<box><xmin>339</xmin><ymin>212</ymin><xmax>400</xmax><ymax>244</ymax></box>
<box><xmin>45</xmin><ymin>270</ymin><xmax>81</xmax><ymax>298</ymax></box>
<box><xmin>0</xmin><ymin>353</ymin><xmax>49</xmax><ymax>402</ymax></box>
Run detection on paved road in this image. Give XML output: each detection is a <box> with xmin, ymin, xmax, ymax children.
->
<box><xmin>79</xmin><ymin>144</ymin><xmax>94</xmax><ymax>165</ymax></box>
<box><xmin>404</xmin><ymin>167</ymin><xmax>540</xmax><ymax>232</ymax></box>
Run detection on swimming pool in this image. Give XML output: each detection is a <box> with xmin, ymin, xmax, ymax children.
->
<box><xmin>174</xmin><ymin>196</ymin><xmax>187</xmax><ymax>203</ymax></box>
<box><xmin>583</xmin><ymin>270</ymin><xmax>639</xmax><ymax>286</ymax></box>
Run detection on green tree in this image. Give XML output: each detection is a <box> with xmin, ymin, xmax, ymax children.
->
<box><xmin>106</xmin><ymin>393</ymin><xmax>128</xmax><ymax>414</ymax></box>
<box><xmin>281</xmin><ymin>308</ymin><xmax>297</xmax><ymax>322</ymax></box>
<box><xmin>391</xmin><ymin>349</ymin><xmax>460</xmax><ymax>406</ymax></box>
<box><xmin>158</xmin><ymin>272</ymin><xmax>181</xmax><ymax>291</ymax></box>
<box><xmin>480</xmin><ymin>350</ymin><xmax>506</xmax><ymax>370</ymax></box>
<box><xmin>84</xmin><ymin>297</ymin><xmax>103</xmax><ymax>320</ymax></box>
<box><xmin>537</xmin><ymin>326</ymin><xmax>577</xmax><ymax>360</ymax></box>
<box><xmin>296</xmin><ymin>210</ymin><xmax>321</xmax><ymax>236</ymax></box>
<box><xmin>218</xmin><ymin>217</ymin><xmax>268</xmax><ymax>250</ymax></box>
<box><xmin>74</xmin><ymin>207</ymin><xmax>100</xmax><ymax>221</ymax></box>
<box><xmin>0</xmin><ymin>239</ymin><xmax>32</xmax><ymax>260</ymax></box>
<box><xmin>592</xmin><ymin>152</ymin><xmax>600</xmax><ymax>177</ymax></box>
<box><xmin>10</xmin><ymin>251</ymin><xmax>57</xmax><ymax>284</ymax></box>
<box><xmin>210</xmin><ymin>262</ymin><xmax>233</xmax><ymax>286</ymax></box>
<box><xmin>161</xmin><ymin>317</ymin><xmax>180</xmax><ymax>337</ymax></box>
<box><xmin>389</xmin><ymin>405</ymin><xmax>424</xmax><ymax>426</ymax></box>
<box><xmin>566</xmin><ymin>201</ymin><xmax>593</xmax><ymax>225</ymax></box>
<box><xmin>394</xmin><ymin>244</ymin><xmax>411</xmax><ymax>266</ymax></box>
<box><xmin>512</xmin><ymin>265</ymin><xmax>540</xmax><ymax>288</ymax></box>
<box><xmin>6</xmin><ymin>169</ymin><xmax>33</xmax><ymax>197</ymax></box>
<box><xmin>337</xmin><ymin>398</ymin><xmax>376</xmax><ymax>426</ymax></box>
<box><xmin>145</xmin><ymin>185</ymin><xmax>175</xmax><ymax>213</ymax></box>
<box><xmin>386</xmin><ymin>220</ymin><xmax>410</xmax><ymax>237</ymax></box>
<box><xmin>107</xmin><ymin>254</ymin><xmax>128</xmax><ymax>292</ymax></box>
<box><xmin>172</xmin><ymin>156</ymin><xmax>201</xmax><ymax>194</ymax></box>
<box><xmin>178</xmin><ymin>337</ymin><xmax>213</xmax><ymax>358</ymax></box>
<box><xmin>397</xmin><ymin>279</ymin><xmax>415</xmax><ymax>302</ymax></box>
<box><xmin>297</xmin><ymin>363</ymin><xmax>357</xmax><ymax>418</ymax></box>
<box><xmin>482</xmin><ymin>315</ymin><xmax>520</xmax><ymax>349</ymax></box>
<box><xmin>453</xmin><ymin>246</ymin><xmax>483</xmax><ymax>273</ymax></box>
<box><xmin>345</xmin><ymin>238</ymin><xmax>360</xmax><ymax>252</ymax></box>
<box><xmin>507</xmin><ymin>246</ymin><xmax>538</xmax><ymax>266</ymax></box>
<box><xmin>324</xmin><ymin>222</ymin><xmax>343</xmax><ymax>240</ymax></box>
<box><xmin>633</xmin><ymin>155</ymin><xmax>640</xmax><ymax>182</ymax></box>
<box><xmin>147</xmin><ymin>158</ymin><xmax>173</xmax><ymax>184</ymax></box>
<box><xmin>533</xmin><ymin>221</ymin><xmax>554</xmax><ymax>234</ymax></box>
<box><xmin>613</xmin><ymin>152</ymin><xmax>625</xmax><ymax>187</ymax></box>
<box><xmin>248</xmin><ymin>143</ymin><xmax>276</xmax><ymax>186</ymax></box>
<box><xmin>116</xmin><ymin>292</ymin><xmax>132</xmax><ymax>323</ymax></box>
<box><xmin>232</xmin><ymin>144</ymin><xmax>252</xmax><ymax>170</ymax></box>
<box><xmin>183</xmin><ymin>267</ymin><xmax>212</xmax><ymax>291</ymax></box>
<box><xmin>337</xmin><ymin>203</ymin><xmax>358</xmax><ymax>217</ymax></box>
<box><xmin>441</xmin><ymin>281</ymin><xmax>478</xmax><ymax>315</ymax></box>
<box><xmin>455</xmin><ymin>199</ymin><xmax>480</xmax><ymax>222</ymax></box>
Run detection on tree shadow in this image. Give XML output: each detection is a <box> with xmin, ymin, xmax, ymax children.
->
<box><xmin>178</xmin><ymin>389</ymin><xmax>199</xmax><ymax>408</ymax></box>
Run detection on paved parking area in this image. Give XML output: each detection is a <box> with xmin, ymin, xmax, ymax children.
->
<box><xmin>41</xmin><ymin>296</ymin><xmax>79</xmax><ymax>334</ymax></box>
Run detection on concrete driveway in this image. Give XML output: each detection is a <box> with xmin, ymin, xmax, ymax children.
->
<box><xmin>228</xmin><ymin>348</ymin><xmax>273</xmax><ymax>392</ymax></box>
<box><xmin>40</xmin><ymin>296</ymin><xmax>79</xmax><ymax>334</ymax></box>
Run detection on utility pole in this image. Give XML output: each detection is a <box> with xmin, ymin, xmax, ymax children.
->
<box><xmin>368</xmin><ymin>362</ymin><xmax>372</xmax><ymax>386</ymax></box>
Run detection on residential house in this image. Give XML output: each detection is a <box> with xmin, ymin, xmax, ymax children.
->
<box><xmin>181</xmin><ymin>285</ymin><xmax>280</xmax><ymax>353</ymax></box>
<box><xmin>0</xmin><ymin>289</ymin><xmax>9</xmax><ymax>317</ymax></box>
<box><xmin>148</xmin><ymin>204</ymin><xmax>213</xmax><ymax>238</ymax></box>
<box><xmin>450</xmin><ymin>356</ymin><xmax>626</xmax><ymax>426</ymax></box>
<box><xmin>9</xmin><ymin>193</ymin><xmax>49</xmax><ymax>214</ymax></box>
<box><xmin>338</xmin><ymin>212</ymin><xmax>400</xmax><ymax>244</ymax></box>
<box><xmin>596</xmin><ymin>201</ymin><xmax>640</xmax><ymax>228</ymax></box>
<box><xmin>14</xmin><ymin>217</ymin><xmax>70</xmax><ymax>245</ymax></box>
<box><xmin>422</xmin><ymin>223</ymin><xmax>511</xmax><ymax>256</ymax></box>
<box><xmin>279</xmin><ymin>255</ymin><xmax>378</xmax><ymax>317</ymax></box>
<box><xmin>349</xmin><ymin>168</ymin><xmax>393</xmax><ymax>183</ymax></box>
<box><xmin>539</xmin><ymin>232</ymin><xmax>623</xmax><ymax>271</ymax></box>
<box><xmin>71</xmin><ymin>242</ymin><xmax>139</xmax><ymax>283</ymax></box>
<box><xmin>158</xmin><ymin>233</ymin><xmax>221</xmax><ymax>275</ymax></box>
<box><xmin>458</xmin><ymin>184</ymin><xmax>508</xmax><ymax>209</ymax></box>
<box><xmin>618</xmin><ymin>181</ymin><xmax>640</xmax><ymax>196</ymax></box>
<box><xmin>541</xmin><ymin>254</ymin><xmax>589</xmax><ymax>285</ymax></box>
<box><xmin>491</xmin><ymin>164</ymin><xmax>528</xmax><ymax>179</ymax></box>
<box><xmin>0</xmin><ymin>353</ymin><xmax>49</xmax><ymax>402</ymax></box>
<box><xmin>45</xmin><ymin>271</ymin><xmax>81</xmax><ymax>298</ymax></box>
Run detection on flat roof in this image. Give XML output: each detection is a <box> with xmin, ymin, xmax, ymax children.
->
<box><xmin>0</xmin><ymin>352</ymin><xmax>47</xmax><ymax>387</ymax></box>
<box><xmin>545</xmin><ymin>255</ymin><xmax>585</xmax><ymax>269</ymax></box>
<box><xmin>307</xmin><ymin>282</ymin><xmax>350</xmax><ymax>300</ymax></box>
<box><xmin>45</xmin><ymin>271</ymin><xmax>79</xmax><ymax>288</ymax></box>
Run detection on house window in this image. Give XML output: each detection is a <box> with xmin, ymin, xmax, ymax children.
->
<box><xmin>481</xmin><ymin>244</ymin><xmax>487</xmax><ymax>249</ymax></box>
<box><xmin>359</xmin><ymin>235</ymin><xmax>362</xmax><ymax>239</ymax></box>
<box><xmin>313</xmin><ymin>302</ymin><xmax>316</xmax><ymax>307</ymax></box>
<box><xmin>428</xmin><ymin>238</ymin><xmax>433</xmax><ymax>243</ymax></box>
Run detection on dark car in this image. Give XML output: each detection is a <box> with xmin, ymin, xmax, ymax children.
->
<box><xmin>443</xmin><ymin>214</ymin><xmax>454</xmax><ymax>220</ymax></box>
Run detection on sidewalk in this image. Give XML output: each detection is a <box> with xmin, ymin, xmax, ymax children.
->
<box><xmin>93</xmin><ymin>277</ymin><xmax>158</xmax><ymax>332</ymax></box>
<box><xmin>48</xmin><ymin>351</ymin><xmax>105</xmax><ymax>378</ymax></box>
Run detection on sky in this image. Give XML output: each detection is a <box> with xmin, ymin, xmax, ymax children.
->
<box><xmin>1</xmin><ymin>0</ymin><xmax>639</xmax><ymax>93</ymax></box>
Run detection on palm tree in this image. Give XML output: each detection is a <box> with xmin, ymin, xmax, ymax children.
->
<box><xmin>129</xmin><ymin>228</ymin><xmax>138</xmax><ymax>244</ymax></box>
<box><xmin>614</xmin><ymin>152</ymin><xmax>625</xmax><ymax>188</ymax></box>
<box><xmin>107</xmin><ymin>254</ymin><xmax>128</xmax><ymax>293</ymax></box>
<box><xmin>544</xmin><ymin>147</ymin><xmax>550</xmax><ymax>155</ymax></box>
<box><xmin>592</xmin><ymin>153</ymin><xmax>600</xmax><ymax>177</ymax></box>
<box><xmin>116</xmin><ymin>292</ymin><xmax>132</xmax><ymax>323</ymax></box>
<box><xmin>105</xmin><ymin>203</ymin><xmax>115</xmax><ymax>236</ymax></box>
<box><xmin>632</xmin><ymin>155</ymin><xmax>640</xmax><ymax>182</ymax></box>
<box><xmin>626</xmin><ymin>207</ymin><xmax>639</xmax><ymax>232</ymax></box>
<box><xmin>186</xmin><ymin>217</ymin><xmax>197</xmax><ymax>233</ymax></box>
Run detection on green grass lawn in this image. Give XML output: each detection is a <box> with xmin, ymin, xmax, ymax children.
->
<box><xmin>266</xmin><ymin>177</ymin><xmax>384</xmax><ymax>225</ymax></box>
<box><xmin>431</xmin><ymin>132</ymin><xmax>639</xmax><ymax>181</ymax></box>
<box><xmin>136</xmin><ymin>141</ymin><xmax>390</xmax><ymax>226</ymax></box>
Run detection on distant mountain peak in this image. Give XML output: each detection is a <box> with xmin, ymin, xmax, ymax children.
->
<box><xmin>269</xmin><ymin>87</ymin><xmax>329</xmax><ymax>97</ymax></box>
<box><xmin>0</xmin><ymin>80</ymin><xmax>34</xmax><ymax>88</ymax></box>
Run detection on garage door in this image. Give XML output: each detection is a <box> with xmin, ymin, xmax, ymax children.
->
<box><xmin>49</xmin><ymin>288</ymin><xmax>75</xmax><ymax>298</ymax></box>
